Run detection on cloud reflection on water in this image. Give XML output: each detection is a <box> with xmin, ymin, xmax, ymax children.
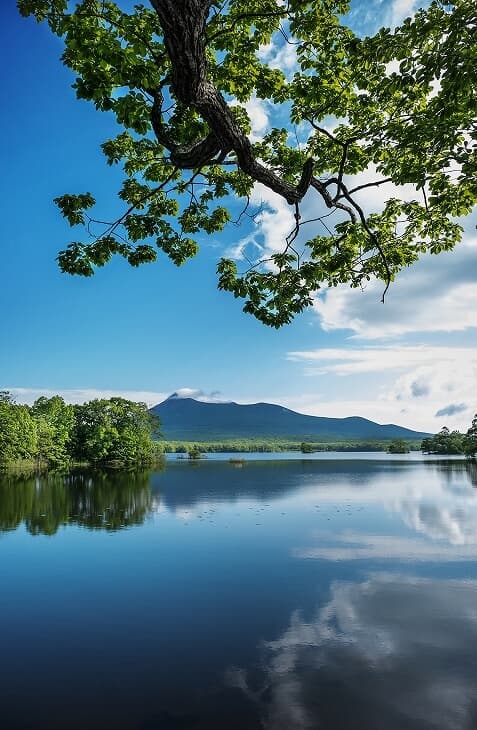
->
<box><xmin>294</xmin><ymin>531</ymin><xmax>477</xmax><ymax>562</ymax></box>
<box><xmin>228</xmin><ymin>574</ymin><xmax>477</xmax><ymax>730</ymax></box>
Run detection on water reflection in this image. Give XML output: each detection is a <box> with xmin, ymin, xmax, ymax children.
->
<box><xmin>0</xmin><ymin>470</ymin><xmax>153</xmax><ymax>535</ymax></box>
<box><xmin>229</xmin><ymin>574</ymin><xmax>477</xmax><ymax>730</ymax></box>
<box><xmin>1</xmin><ymin>459</ymin><xmax>476</xmax><ymax>542</ymax></box>
<box><xmin>152</xmin><ymin>458</ymin><xmax>477</xmax><ymax>512</ymax></box>
<box><xmin>294</xmin><ymin>531</ymin><xmax>477</xmax><ymax>562</ymax></box>
<box><xmin>439</xmin><ymin>459</ymin><xmax>477</xmax><ymax>488</ymax></box>
<box><xmin>393</xmin><ymin>462</ymin><xmax>477</xmax><ymax>547</ymax></box>
<box><xmin>150</xmin><ymin>459</ymin><xmax>425</xmax><ymax>510</ymax></box>
<box><xmin>1</xmin><ymin>457</ymin><xmax>477</xmax><ymax>729</ymax></box>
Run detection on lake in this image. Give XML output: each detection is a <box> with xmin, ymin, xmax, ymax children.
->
<box><xmin>1</xmin><ymin>455</ymin><xmax>477</xmax><ymax>729</ymax></box>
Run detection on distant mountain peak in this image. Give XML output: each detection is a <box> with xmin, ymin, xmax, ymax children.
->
<box><xmin>163</xmin><ymin>389</ymin><xmax>230</xmax><ymax>404</ymax></box>
<box><xmin>150</xmin><ymin>395</ymin><xmax>429</xmax><ymax>442</ymax></box>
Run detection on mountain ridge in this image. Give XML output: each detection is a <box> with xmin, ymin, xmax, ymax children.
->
<box><xmin>150</xmin><ymin>396</ymin><xmax>430</xmax><ymax>442</ymax></box>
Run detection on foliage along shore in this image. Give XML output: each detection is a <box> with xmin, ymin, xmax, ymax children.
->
<box><xmin>1</xmin><ymin>439</ymin><xmax>423</xmax><ymax>470</ymax></box>
<box><xmin>0</xmin><ymin>391</ymin><xmax>161</xmax><ymax>469</ymax></box>
<box><xmin>158</xmin><ymin>439</ymin><xmax>424</xmax><ymax>454</ymax></box>
<box><xmin>2</xmin><ymin>388</ymin><xmax>476</xmax><ymax>471</ymax></box>
<box><xmin>421</xmin><ymin>420</ymin><xmax>477</xmax><ymax>457</ymax></box>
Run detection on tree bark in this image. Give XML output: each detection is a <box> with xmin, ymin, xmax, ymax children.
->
<box><xmin>150</xmin><ymin>0</ymin><xmax>311</xmax><ymax>204</ymax></box>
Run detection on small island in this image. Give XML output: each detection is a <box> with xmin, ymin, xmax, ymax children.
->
<box><xmin>388</xmin><ymin>439</ymin><xmax>410</xmax><ymax>454</ymax></box>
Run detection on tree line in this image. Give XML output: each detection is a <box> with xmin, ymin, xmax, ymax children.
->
<box><xmin>0</xmin><ymin>392</ymin><xmax>161</xmax><ymax>467</ymax></box>
<box><xmin>421</xmin><ymin>416</ymin><xmax>477</xmax><ymax>456</ymax></box>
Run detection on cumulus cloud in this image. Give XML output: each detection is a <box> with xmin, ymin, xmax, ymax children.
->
<box><xmin>229</xmin><ymin>575</ymin><xmax>477</xmax><ymax>730</ymax></box>
<box><xmin>410</xmin><ymin>378</ymin><xmax>429</xmax><ymax>398</ymax></box>
<box><xmin>230</xmin><ymin>95</ymin><xmax>270</xmax><ymax>142</ymax></box>
<box><xmin>169</xmin><ymin>388</ymin><xmax>225</xmax><ymax>403</ymax></box>
<box><xmin>346</xmin><ymin>162</ymin><xmax>419</xmax><ymax>212</ymax></box>
<box><xmin>309</xmin><ymin>176</ymin><xmax>477</xmax><ymax>340</ymax></box>
<box><xmin>348</xmin><ymin>0</ymin><xmax>420</xmax><ymax>35</ymax></box>
<box><xmin>224</xmin><ymin>183</ymin><xmax>296</xmax><ymax>263</ymax></box>
<box><xmin>387</xmin><ymin>0</ymin><xmax>419</xmax><ymax>27</ymax></box>
<box><xmin>285</xmin><ymin>345</ymin><xmax>476</xmax><ymax>430</ymax></box>
<box><xmin>258</xmin><ymin>38</ymin><xmax>298</xmax><ymax>78</ymax></box>
<box><xmin>225</xmin><ymin>162</ymin><xmax>477</xmax><ymax>344</ymax></box>
<box><xmin>313</xmin><ymin>241</ymin><xmax>477</xmax><ymax>339</ymax></box>
<box><xmin>435</xmin><ymin>403</ymin><xmax>468</xmax><ymax>418</ymax></box>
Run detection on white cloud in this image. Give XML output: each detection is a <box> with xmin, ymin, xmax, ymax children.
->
<box><xmin>168</xmin><ymin>388</ymin><xmax>225</xmax><ymax>403</ymax></box>
<box><xmin>230</xmin><ymin>95</ymin><xmax>270</xmax><ymax>142</ymax></box>
<box><xmin>345</xmin><ymin>162</ymin><xmax>419</xmax><ymax>212</ymax></box>
<box><xmin>224</xmin><ymin>183</ymin><xmax>296</xmax><ymax>264</ymax></box>
<box><xmin>287</xmin><ymin>344</ymin><xmax>477</xmax><ymax>377</ymax></box>
<box><xmin>388</xmin><ymin>0</ymin><xmax>419</xmax><ymax>28</ymax></box>
<box><xmin>258</xmin><ymin>33</ymin><xmax>298</xmax><ymax>78</ymax></box>
<box><xmin>3</xmin><ymin>387</ymin><xmax>169</xmax><ymax>407</ymax></box>
<box><xmin>313</xmin><ymin>239</ymin><xmax>477</xmax><ymax>338</ymax></box>
<box><xmin>284</xmin><ymin>345</ymin><xmax>477</xmax><ymax>431</ymax></box>
<box><xmin>277</xmin><ymin>393</ymin><xmax>419</xmax><ymax>426</ymax></box>
<box><xmin>4</xmin><ymin>386</ymin><xmax>229</xmax><ymax>407</ymax></box>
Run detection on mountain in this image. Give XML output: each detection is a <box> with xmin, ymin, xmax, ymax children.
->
<box><xmin>150</xmin><ymin>394</ymin><xmax>429</xmax><ymax>442</ymax></box>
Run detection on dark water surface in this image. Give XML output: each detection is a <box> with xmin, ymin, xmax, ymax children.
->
<box><xmin>1</xmin><ymin>457</ymin><xmax>477</xmax><ymax>729</ymax></box>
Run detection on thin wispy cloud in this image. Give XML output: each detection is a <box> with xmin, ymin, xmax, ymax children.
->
<box><xmin>4</xmin><ymin>387</ymin><xmax>169</xmax><ymax>407</ymax></box>
<box><xmin>285</xmin><ymin>345</ymin><xmax>476</xmax><ymax>430</ymax></box>
<box><xmin>286</xmin><ymin>345</ymin><xmax>477</xmax><ymax>376</ymax></box>
<box><xmin>4</xmin><ymin>386</ymin><xmax>228</xmax><ymax>407</ymax></box>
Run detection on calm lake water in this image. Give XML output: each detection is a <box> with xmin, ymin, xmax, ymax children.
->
<box><xmin>1</xmin><ymin>456</ymin><xmax>477</xmax><ymax>729</ymax></box>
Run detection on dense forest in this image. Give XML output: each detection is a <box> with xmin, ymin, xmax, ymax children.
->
<box><xmin>421</xmin><ymin>417</ymin><xmax>477</xmax><ymax>456</ymax></box>
<box><xmin>0</xmin><ymin>392</ymin><xmax>161</xmax><ymax>467</ymax></box>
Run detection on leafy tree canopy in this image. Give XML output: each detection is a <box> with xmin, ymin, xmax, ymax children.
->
<box><xmin>421</xmin><ymin>418</ymin><xmax>477</xmax><ymax>456</ymax></box>
<box><xmin>0</xmin><ymin>395</ymin><xmax>37</xmax><ymax>463</ymax></box>
<box><xmin>465</xmin><ymin>414</ymin><xmax>477</xmax><ymax>457</ymax></box>
<box><xmin>31</xmin><ymin>396</ymin><xmax>76</xmax><ymax>465</ymax></box>
<box><xmin>0</xmin><ymin>392</ymin><xmax>161</xmax><ymax>467</ymax></box>
<box><xmin>18</xmin><ymin>0</ymin><xmax>477</xmax><ymax>325</ymax></box>
<box><xmin>388</xmin><ymin>438</ymin><xmax>409</xmax><ymax>453</ymax></box>
<box><xmin>72</xmin><ymin>397</ymin><xmax>161</xmax><ymax>464</ymax></box>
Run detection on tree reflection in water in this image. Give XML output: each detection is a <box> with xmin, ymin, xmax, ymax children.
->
<box><xmin>0</xmin><ymin>469</ymin><xmax>155</xmax><ymax>535</ymax></box>
<box><xmin>422</xmin><ymin>459</ymin><xmax>477</xmax><ymax>490</ymax></box>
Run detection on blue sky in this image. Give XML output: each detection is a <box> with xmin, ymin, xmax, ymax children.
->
<box><xmin>1</xmin><ymin>0</ymin><xmax>476</xmax><ymax>432</ymax></box>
